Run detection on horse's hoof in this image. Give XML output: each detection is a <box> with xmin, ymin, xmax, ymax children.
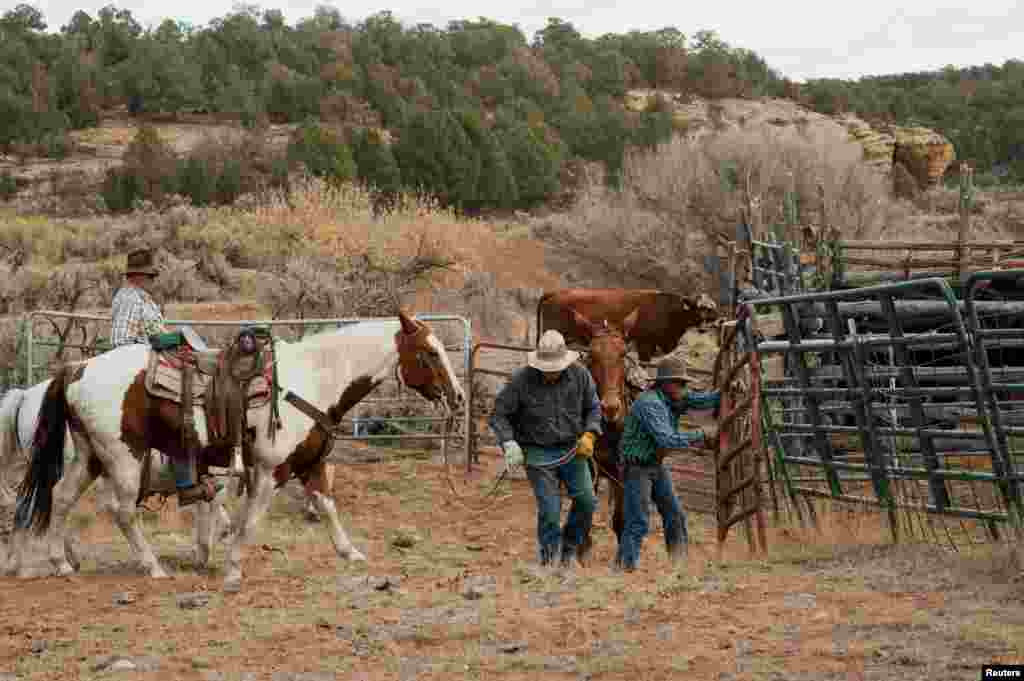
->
<box><xmin>54</xmin><ymin>561</ymin><xmax>76</xmax><ymax>577</ymax></box>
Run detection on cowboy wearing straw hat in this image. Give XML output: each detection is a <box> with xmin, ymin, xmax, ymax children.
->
<box><xmin>614</xmin><ymin>355</ymin><xmax>720</xmax><ymax>573</ymax></box>
<box><xmin>489</xmin><ymin>329</ymin><xmax>602</xmax><ymax>570</ymax></box>
<box><xmin>110</xmin><ymin>247</ymin><xmax>219</xmax><ymax>507</ymax></box>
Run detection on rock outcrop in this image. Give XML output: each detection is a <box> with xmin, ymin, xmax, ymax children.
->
<box><xmin>623</xmin><ymin>90</ymin><xmax>957</xmax><ymax>190</ymax></box>
<box><xmin>892</xmin><ymin>126</ymin><xmax>956</xmax><ymax>187</ymax></box>
<box><xmin>838</xmin><ymin>116</ymin><xmax>956</xmax><ymax>187</ymax></box>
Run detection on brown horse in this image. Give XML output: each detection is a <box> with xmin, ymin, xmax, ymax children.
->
<box><xmin>567</xmin><ymin>309</ymin><xmax>641</xmax><ymax>564</ymax></box>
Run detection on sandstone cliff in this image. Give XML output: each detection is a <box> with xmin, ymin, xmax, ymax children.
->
<box><xmin>623</xmin><ymin>90</ymin><xmax>956</xmax><ymax>189</ymax></box>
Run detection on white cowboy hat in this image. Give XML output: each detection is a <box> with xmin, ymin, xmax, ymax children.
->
<box><xmin>528</xmin><ymin>330</ymin><xmax>579</xmax><ymax>372</ymax></box>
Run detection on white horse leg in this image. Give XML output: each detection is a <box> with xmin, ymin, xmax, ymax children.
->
<box><xmin>41</xmin><ymin>446</ymin><xmax>96</xmax><ymax>577</ymax></box>
<box><xmin>191</xmin><ymin>499</ymin><xmax>216</xmax><ymax>568</ymax></box>
<box><xmin>304</xmin><ymin>496</ymin><xmax>321</xmax><ymax>522</ymax></box>
<box><xmin>308</xmin><ymin>491</ymin><xmax>366</xmax><ymax>562</ymax></box>
<box><xmin>62</xmin><ymin>473</ymin><xmax>119</xmax><ymax>573</ymax></box>
<box><xmin>104</xmin><ymin>451</ymin><xmax>168</xmax><ymax>578</ymax></box>
<box><xmin>224</xmin><ymin>466</ymin><xmax>275</xmax><ymax>590</ymax></box>
<box><xmin>216</xmin><ymin>499</ymin><xmax>234</xmax><ymax>543</ymax></box>
<box><xmin>191</xmin><ymin>485</ymin><xmax>234</xmax><ymax>569</ymax></box>
<box><xmin>95</xmin><ymin>475</ymin><xmax>120</xmax><ymax>518</ymax></box>
<box><xmin>214</xmin><ymin>449</ymin><xmax>244</xmax><ymax>542</ymax></box>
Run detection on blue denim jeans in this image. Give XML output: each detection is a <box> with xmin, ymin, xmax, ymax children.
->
<box><xmin>616</xmin><ymin>463</ymin><xmax>687</xmax><ymax>569</ymax></box>
<box><xmin>525</xmin><ymin>456</ymin><xmax>596</xmax><ymax>565</ymax></box>
<box><xmin>173</xmin><ymin>455</ymin><xmax>194</xmax><ymax>489</ymax></box>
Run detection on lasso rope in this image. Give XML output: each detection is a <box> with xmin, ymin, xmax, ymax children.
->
<box><xmin>439</xmin><ymin>399</ymin><xmax>513</xmax><ymax>517</ymax></box>
<box><xmin>530</xmin><ymin>444</ymin><xmax>578</xmax><ymax>469</ymax></box>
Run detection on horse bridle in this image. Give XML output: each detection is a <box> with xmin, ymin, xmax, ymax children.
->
<box><xmin>394</xmin><ymin>323</ymin><xmax>453</xmax><ymax>404</ymax></box>
<box><xmin>581</xmin><ymin>322</ymin><xmax>631</xmax><ymax>420</ymax></box>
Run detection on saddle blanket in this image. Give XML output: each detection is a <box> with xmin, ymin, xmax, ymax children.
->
<box><xmin>144</xmin><ymin>347</ymin><xmax>274</xmax><ymax>408</ymax></box>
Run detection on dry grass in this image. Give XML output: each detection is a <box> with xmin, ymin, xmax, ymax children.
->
<box><xmin>67</xmin><ymin>124</ymin><xmax>141</xmax><ymax>147</ymax></box>
<box><xmin>0</xmin><ymin>177</ymin><xmax>533</xmax><ymax>294</ymax></box>
<box><xmin>168</xmin><ymin>178</ymin><xmax>502</xmax><ymax>279</ymax></box>
<box><xmin>0</xmin><ymin>177</ymin><xmax>562</xmax><ymax>366</ymax></box>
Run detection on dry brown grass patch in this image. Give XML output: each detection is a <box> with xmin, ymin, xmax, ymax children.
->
<box><xmin>67</xmin><ymin>124</ymin><xmax>143</xmax><ymax>148</ymax></box>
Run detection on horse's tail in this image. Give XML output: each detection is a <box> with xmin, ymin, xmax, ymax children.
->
<box><xmin>14</xmin><ymin>369</ymin><xmax>71</xmax><ymax>534</ymax></box>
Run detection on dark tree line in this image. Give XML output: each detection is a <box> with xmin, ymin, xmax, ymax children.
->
<box><xmin>0</xmin><ymin>4</ymin><xmax>788</xmax><ymax>211</ymax></box>
<box><xmin>8</xmin><ymin>4</ymin><xmax>1019</xmax><ymax>211</ymax></box>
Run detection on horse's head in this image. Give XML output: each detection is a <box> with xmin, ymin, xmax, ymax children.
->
<box><xmin>572</xmin><ymin>306</ymin><xmax>640</xmax><ymax>427</ymax></box>
<box><xmin>394</xmin><ymin>309</ymin><xmax>466</xmax><ymax>410</ymax></box>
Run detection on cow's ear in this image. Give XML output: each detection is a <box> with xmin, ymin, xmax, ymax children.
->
<box><xmin>571</xmin><ymin>309</ymin><xmax>595</xmax><ymax>339</ymax></box>
<box><xmin>622</xmin><ymin>307</ymin><xmax>640</xmax><ymax>337</ymax></box>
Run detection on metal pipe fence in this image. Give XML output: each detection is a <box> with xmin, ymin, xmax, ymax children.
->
<box><xmin>744</xmin><ymin>275</ymin><xmax>1024</xmax><ymax>545</ymax></box>
<box><xmin>19</xmin><ymin>310</ymin><xmax>474</xmax><ymax>458</ymax></box>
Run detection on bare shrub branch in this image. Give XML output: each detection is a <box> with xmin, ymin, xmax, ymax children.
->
<box><xmin>538</xmin><ymin>125</ymin><xmax>898</xmax><ymax>294</ymax></box>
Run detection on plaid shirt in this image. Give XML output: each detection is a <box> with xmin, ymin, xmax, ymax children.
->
<box><xmin>620</xmin><ymin>387</ymin><xmax>720</xmax><ymax>465</ymax></box>
<box><xmin>110</xmin><ymin>285</ymin><xmax>167</xmax><ymax>347</ymax></box>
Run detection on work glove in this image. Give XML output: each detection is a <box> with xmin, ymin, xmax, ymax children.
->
<box><xmin>701</xmin><ymin>427</ymin><xmax>719</xmax><ymax>451</ymax></box>
<box><xmin>502</xmin><ymin>440</ymin><xmax>524</xmax><ymax>472</ymax></box>
<box><xmin>575</xmin><ymin>432</ymin><xmax>597</xmax><ymax>459</ymax></box>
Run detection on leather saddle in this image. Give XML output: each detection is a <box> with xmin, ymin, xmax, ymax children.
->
<box><xmin>144</xmin><ymin>327</ymin><xmax>275</xmax><ymax>449</ymax></box>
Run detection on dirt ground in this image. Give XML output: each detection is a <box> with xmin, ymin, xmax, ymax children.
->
<box><xmin>2</xmin><ymin>444</ymin><xmax>1022</xmax><ymax>681</ymax></box>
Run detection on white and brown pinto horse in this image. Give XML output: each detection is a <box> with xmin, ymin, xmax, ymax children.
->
<box><xmin>0</xmin><ymin>379</ymin><xmax>234</xmax><ymax>574</ymax></box>
<box><xmin>2</xmin><ymin>382</ymin><xmax>351</xmax><ymax>573</ymax></box>
<box><xmin>8</xmin><ymin>311</ymin><xmax>464</xmax><ymax>590</ymax></box>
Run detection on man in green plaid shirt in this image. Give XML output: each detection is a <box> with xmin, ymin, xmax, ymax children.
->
<box><xmin>615</xmin><ymin>356</ymin><xmax>719</xmax><ymax>572</ymax></box>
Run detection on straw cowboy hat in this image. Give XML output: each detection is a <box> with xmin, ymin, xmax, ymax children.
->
<box><xmin>654</xmin><ymin>356</ymin><xmax>693</xmax><ymax>384</ymax></box>
<box><xmin>125</xmin><ymin>248</ymin><xmax>159</xmax><ymax>277</ymax></box>
<box><xmin>528</xmin><ymin>330</ymin><xmax>580</xmax><ymax>372</ymax></box>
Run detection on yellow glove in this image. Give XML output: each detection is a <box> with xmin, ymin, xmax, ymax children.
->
<box><xmin>576</xmin><ymin>432</ymin><xmax>597</xmax><ymax>459</ymax></box>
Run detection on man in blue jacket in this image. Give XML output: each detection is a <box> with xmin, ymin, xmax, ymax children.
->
<box><xmin>489</xmin><ymin>330</ymin><xmax>603</xmax><ymax>570</ymax></box>
<box><xmin>615</xmin><ymin>356</ymin><xmax>720</xmax><ymax>572</ymax></box>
